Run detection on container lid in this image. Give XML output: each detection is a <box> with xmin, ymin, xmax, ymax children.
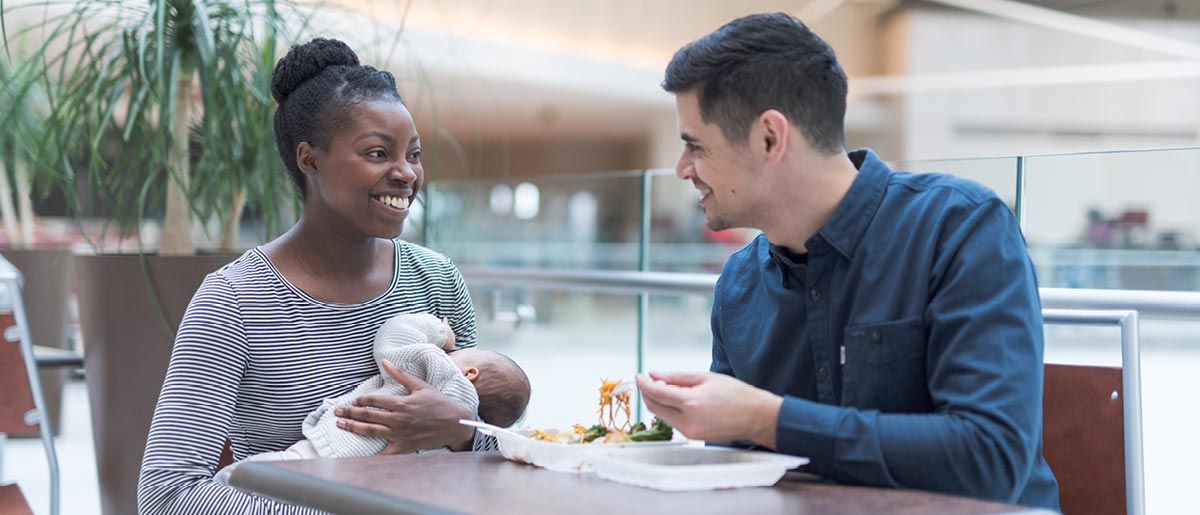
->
<box><xmin>591</xmin><ymin>446</ymin><xmax>809</xmax><ymax>491</ymax></box>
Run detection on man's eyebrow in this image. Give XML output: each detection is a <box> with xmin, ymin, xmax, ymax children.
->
<box><xmin>408</xmin><ymin>135</ymin><xmax>420</xmax><ymax>146</ymax></box>
<box><xmin>680</xmin><ymin>132</ymin><xmax>699</xmax><ymax>143</ymax></box>
<box><xmin>354</xmin><ymin>131</ymin><xmax>397</xmax><ymax>144</ymax></box>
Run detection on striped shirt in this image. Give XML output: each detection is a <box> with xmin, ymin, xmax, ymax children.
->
<box><xmin>138</xmin><ymin>240</ymin><xmax>492</xmax><ymax>515</ymax></box>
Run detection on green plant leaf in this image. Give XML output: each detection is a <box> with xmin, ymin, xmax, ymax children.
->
<box><xmin>1</xmin><ymin>0</ymin><xmax>328</xmax><ymax>253</ymax></box>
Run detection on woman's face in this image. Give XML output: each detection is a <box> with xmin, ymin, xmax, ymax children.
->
<box><xmin>303</xmin><ymin>100</ymin><xmax>423</xmax><ymax>240</ymax></box>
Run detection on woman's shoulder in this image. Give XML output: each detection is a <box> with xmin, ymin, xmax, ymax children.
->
<box><xmin>394</xmin><ymin>239</ymin><xmax>464</xmax><ymax>288</ymax></box>
<box><xmin>203</xmin><ymin>248</ymin><xmax>279</xmax><ymax>292</ymax></box>
<box><xmin>396</xmin><ymin>240</ymin><xmax>460</xmax><ymax>274</ymax></box>
<box><xmin>396</xmin><ymin>239</ymin><xmax>451</xmax><ymax>265</ymax></box>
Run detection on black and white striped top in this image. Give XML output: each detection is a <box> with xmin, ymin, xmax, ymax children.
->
<box><xmin>138</xmin><ymin>240</ymin><xmax>491</xmax><ymax>515</ymax></box>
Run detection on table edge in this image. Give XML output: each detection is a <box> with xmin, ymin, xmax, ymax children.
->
<box><xmin>229</xmin><ymin>461</ymin><xmax>464</xmax><ymax>515</ymax></box>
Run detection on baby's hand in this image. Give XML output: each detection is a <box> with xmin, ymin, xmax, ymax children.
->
<box><xmin>441</xmin><ymin>317</ymin><xmax>456</xmax><ymax>350</ymax></box>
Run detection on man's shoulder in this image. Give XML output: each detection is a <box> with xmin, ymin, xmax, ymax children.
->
<box><xmin>722</xmin><ymin>234</ymin><xmax>767</xmax><ymax>270</ymax></box>
<box><xmin>886</xmin><ymin>169</ymin><xmax>1000</xmax><ymax>209</ymax></box>
<box><xmin>716</xmin><ymin>235</ymin><xmax>768</xmax><ymax>293</ymax></box>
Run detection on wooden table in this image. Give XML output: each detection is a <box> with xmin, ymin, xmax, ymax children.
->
<box><xmin>229</xmin><ymin>451</ymin><xmax>1052</xmax><ymax>515</ymax></box>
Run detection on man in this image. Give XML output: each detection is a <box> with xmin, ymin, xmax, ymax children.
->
<box><xmin>635</xmin><ymin>12</ymin><xmax>1058</xmax><ymax>509</ymax></box>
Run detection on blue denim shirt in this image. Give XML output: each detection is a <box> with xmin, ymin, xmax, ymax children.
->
<box><xmin>712</xmin><ymin>149</ymin><xmax>1059</xmax><ymax>509</ymax></box>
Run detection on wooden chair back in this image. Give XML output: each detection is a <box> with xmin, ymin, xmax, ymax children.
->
<box><xmin>216</xmin><ymin>439</ymin><xmax>235</xmax><ymax>474</ymax></box>
<box><xmin>0</xmin><ymin>484</ymin><xmax>34</xmax><ymax>515</ymax></box>
<box><xmin>1042</xmin><ymin>363</ymin><xmax>1126</xmax><ymax>515</ymax></box>
<box><xmin>0</xmin><ymin>312</ymin><xmax>38</xmax><ymax>435</ymax></box>
<box><xmin>0</xmin><ymin>311</ymin><xmax>37</xmax><ymax>515</ymax></box>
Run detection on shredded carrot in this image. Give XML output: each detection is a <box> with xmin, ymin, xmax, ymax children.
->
<box><xmin>531</xmin><ymin>378</ymin><xmax>637</xmax><ymax>442</ymax></box>
<box><xmin>597</xmin><ymin>378</ymin><xmax>632</xmax><ymax>432</ymax></box>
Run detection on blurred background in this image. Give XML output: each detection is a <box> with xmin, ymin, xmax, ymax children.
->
<box><xmin>2</xmin><ymin>1</ymin><xmax>1199</xmax><ymax>514</ymax></box>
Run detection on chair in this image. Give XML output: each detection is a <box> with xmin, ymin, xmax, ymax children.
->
<box><xmin>0</xmin><ymin>255</ymin><xmax>61</xmax><ymax>515</ymax></box>
<box><xmin>0</xmin><ymin>484</ymin><xmax>34</xmax><ymax>515</ymax></box>
<box><xmin>1</xmin><ymin>313</ymin><xmax>37</xmax><ymax>515</ymax></box>
<box><xmin>216</xmin><ymin>440</ymin><xmax>235</xmax><ymax>474</ymax></box>
<box><xmin>0</xmin><ymin>315</ymin><xmax>39</xmax><ymax>436</ymax></box>
<box><xmin>1043</xmin><ymin>363</ymin><xmax>1124</xmax><ymax>514</ymax></box>
<box><xmin>1041</xmin><ymin>309</ymin><xmax>1145</xmax><ymax>515</ymax></box>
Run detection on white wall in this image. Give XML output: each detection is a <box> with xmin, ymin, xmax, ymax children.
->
<box><xmin>897</xmin><ymin>8</ymin><xmax>1200</xmax><ymax>245</ymax></box>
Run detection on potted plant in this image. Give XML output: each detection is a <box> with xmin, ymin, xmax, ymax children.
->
<box><xmin>1</xmin><ymin>1</ymin><xmax>312</xmax><ymax>513</ymax></box>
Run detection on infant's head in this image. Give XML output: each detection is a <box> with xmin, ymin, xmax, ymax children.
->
<box><xmin>448</xmin><ymin>348</ymin><xmax>530</xmax><ymax>428</ymax></box>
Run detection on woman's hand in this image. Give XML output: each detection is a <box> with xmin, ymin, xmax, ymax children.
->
<box><xmin>335</xmin><ymin>359</ymin><xmax>476</xmax><ymax>453</ymax></box>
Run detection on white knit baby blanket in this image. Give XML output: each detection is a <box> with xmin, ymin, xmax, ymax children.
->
<box><xmin>302</xmin><ymin>313</ymin><xmax>480</xmax><ymax>458</ymax></box>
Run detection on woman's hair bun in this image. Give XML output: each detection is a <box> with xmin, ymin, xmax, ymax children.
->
<box><xmin>271</xmin><ymin>37</ymin><xmax>360</xmax><ymax>103</ymax></box>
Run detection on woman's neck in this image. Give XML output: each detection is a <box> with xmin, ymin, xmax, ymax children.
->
<box><xmin>262</xmin><ymin>217</ymin><xmax>396</xmax><ymax>303</ymax></box>
<box><xmin>292</xmin><ymin>219</ymin><xmax>383</xmax><ymax>273</ymax></box>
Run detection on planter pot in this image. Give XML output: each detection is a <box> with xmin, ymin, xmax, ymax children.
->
<box><xmin>0</xmin><ymin>247</ymin><xmax>74</xmax><ymax>438</ymax></box>
<box><xmin>76</xmin><ymin>253</ymin><xmax>238</xmax><ymax>515</ymax></box>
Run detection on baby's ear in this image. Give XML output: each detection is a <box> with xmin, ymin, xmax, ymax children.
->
<box><xmin>463</xmin><ymin>366</ymin><xmax>479</xmax><ymax>382</ymax></box>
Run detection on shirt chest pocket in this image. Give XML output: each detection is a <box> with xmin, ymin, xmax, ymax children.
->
<box><xmin>842</xmin><ymin>318</ymin><xmax>933</xmax><ymax>412</ymax></box>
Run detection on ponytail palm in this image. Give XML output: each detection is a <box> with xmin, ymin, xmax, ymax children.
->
<box><xmin>1</xmin><ymin>0</ymin><xmax>313</xmax><ymax>254</ymax></box>
<box><xmin>0</xmin><ymin>54</ymin><xmax>48</xmax><ymax>248</ymax></box>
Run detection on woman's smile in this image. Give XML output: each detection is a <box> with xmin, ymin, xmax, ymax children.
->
<box><xmin>372</xmin><ymin>192</ymin><xmax>412</xmax><ymax>220</ymax></box>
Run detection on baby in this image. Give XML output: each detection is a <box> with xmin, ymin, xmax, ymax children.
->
<box><xmin>216</xmin><ymin>313</ymin><xmax>530</xmax><ymax>485</ymax></box>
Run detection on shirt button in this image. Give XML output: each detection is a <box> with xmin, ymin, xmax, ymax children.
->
<box><xmin>871</xmin><ymin>330</ymin><xmax>882</xmax><ymax>343</ymax></box>
<box><xmin>818</xmin><ymin>366</ymin><xmax>829</xmax><ymax>380</ymax></box>
<box><xmin>809</xmin><ymin>289</ymin><xmax>822</xmax><ymax>302</ymax></box>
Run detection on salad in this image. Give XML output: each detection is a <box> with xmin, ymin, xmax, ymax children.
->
<box><xmin>528</xmin><ymin>378</ymin><xmax>674</xmax><ymax>444</ymax></box>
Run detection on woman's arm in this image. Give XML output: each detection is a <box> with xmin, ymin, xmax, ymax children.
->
<box><xmin>335</xmin><ymin>250</ymin><xmax>492</xmax><ymax>453</ymax></box>
<box><xmin>336</xmin><ymin>359</ymin><xmax>477</xmax><ymax>452</ymax></box>
<box><xmin>137</xmin><ymin>274</ymin><xmax>322</xmax><ymax>515</ymax></box>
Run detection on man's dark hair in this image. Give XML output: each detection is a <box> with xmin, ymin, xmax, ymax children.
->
<box><xmin>270</xmin><ymin>37</ymin><xmax>405</xmax><ymax>198</ymax></box>
<box><xmin>473</xmin><ymin>350</ymin><xmax>531</xmax><ymax>428</ymax></box>
<box><xmin>662</xmin><ymin>13</ymin><xmax>847</xmax><ymax>155</ymax></box>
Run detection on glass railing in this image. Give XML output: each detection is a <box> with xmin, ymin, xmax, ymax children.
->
<box><xmin>429</xmin><ymin>146</ymin><xmax>1200</xmax><ymax>290</ymax></box>
<box><xmin>426</xmin><ymin>171</ymin><xmax>645</xmax><ymax>270</ymax></box>
<box><xmin>468</xmin><ymin>286</ymin><xmax>643</xmax><ymax>426</ymax></box>
<box><xmin>1023</xmin><ymin>148</ymin><xmax>1200</xmax><ymax>291</ymax></box>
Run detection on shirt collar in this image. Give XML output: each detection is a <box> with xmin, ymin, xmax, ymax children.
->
<box><xmin>813</xmin><ymin>148</ymin><xmax>890</xmax><ymax>259</ymax></box>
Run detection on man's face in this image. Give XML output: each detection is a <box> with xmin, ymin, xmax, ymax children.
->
<box><xmin>674</xmin><ymin>91</ymin><xmax>757</xmax><ymax>231</ymax></box>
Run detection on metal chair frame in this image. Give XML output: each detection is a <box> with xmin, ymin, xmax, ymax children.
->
<box><xmin>1042</xmin><ymin>308</ymin><xmax>1144</xmax><ymax>515</ymax></box>
<box><xmin>0</xmin><ymin>256</ymin><xmax>60</xmax><ymax>515</ymax></box>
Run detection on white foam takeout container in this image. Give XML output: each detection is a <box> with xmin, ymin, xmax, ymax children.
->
<box><xmin>591</xmin><ymin>446</ymin><xmax>809</xmax><ymax>491</ymax></box>
<box><xmin>486</xmin><ymin>427</ymin><xmax>687</xmax><ymax>473</ymax></box>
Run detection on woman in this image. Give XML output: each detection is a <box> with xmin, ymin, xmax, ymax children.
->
<box><xmin>138</xmin><ymin>38</ymin><xmax>488</xmax><ymax>514</ymax></box>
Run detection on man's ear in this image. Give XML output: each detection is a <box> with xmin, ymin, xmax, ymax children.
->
<box><xmin>756</xmin><ymin>110</ymin><xmax>790</xmax><ymax>163</ymax></box>
<box><xmin>296</xmin><ymin>142</ymin><xmax>319</xmax><ymax>176</ymax></box>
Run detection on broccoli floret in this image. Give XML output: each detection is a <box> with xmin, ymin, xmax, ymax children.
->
<box><xmin>628</xmin><ymin>417</ymin><xmax>673</xmax><ymax>442</ymax></box>
<box><xmin>581</xmin><ymin>424</ymin><xmax>609</xmax><ymax>443</ymax></box>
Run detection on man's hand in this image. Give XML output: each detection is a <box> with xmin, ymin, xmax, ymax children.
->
<box><xmin>335</xmin><ymin>359</ymin><xmax>476</xmax><ymax>453</ymax></box>
<box><xmin>635</xmin><ymin>371</ymin><xmax>783</xmax><ymax>448</ymax></box>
